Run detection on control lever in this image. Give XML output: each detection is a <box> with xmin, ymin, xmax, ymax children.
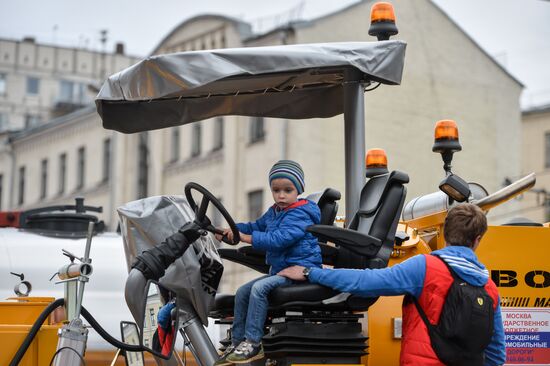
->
<box><xmin>394</xmin><ymin>231</ymin><xmax>410</xmax><ymax>246</ymax></box>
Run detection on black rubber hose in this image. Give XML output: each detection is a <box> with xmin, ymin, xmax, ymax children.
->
<box><xmin>81</xmin><ymin>305</ymin><xmax>143</xmax><ymax>352</ymax></box>
<box><xmin>9</xmin><ymin>297</ymin><xmax>65</xmax><ymax>366</ymax></box>
<box><xmin>10</xmin><ymin>299</ymin><xmax>148</xmax><ymax>365</ymax></box>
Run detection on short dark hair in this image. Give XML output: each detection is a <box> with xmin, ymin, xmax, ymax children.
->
<box><xmin>443</xmin><ymin>204</ymin><xmax>487</xmax><ymax>248</ymax></box>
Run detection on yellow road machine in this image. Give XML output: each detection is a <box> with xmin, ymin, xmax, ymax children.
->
<box><xmin>2</xmin><ymin>2</ymin><xmax>548</xmax><ymax>366</ymax></box>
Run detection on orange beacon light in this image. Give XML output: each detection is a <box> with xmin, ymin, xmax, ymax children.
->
<box><xmin>369</xmin><ymin>2</ymin><xmax>398</xmax><ymax>41</ymax></box>
<box><xmin>366</xmin><ymin>148</ymin><xmax>389</xmax><ymax>178</ymax></box>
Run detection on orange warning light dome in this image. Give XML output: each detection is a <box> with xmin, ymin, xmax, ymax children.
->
<box><xmin>434</xmin><ymin>119</ymin><xmax>459</xmax><ymax>141</ymax></box>
<box><xmin>432</xmin><ymin>119</ymin><xmax>462</xmax><ymax>158</ymax></box>
<box><xmin>365</xmin><ymin>148</ymin><xmax>389</xmax><ymax>178</ymax></box>
<box><xmin>370</xmin><ymin>2</ymin><xmax>396</xmax><ymax>23</ymax></box>
<box><xmin>366</xmin><ymin>148</ymin><xmax>388</xmax><ymax>168</ymax></box>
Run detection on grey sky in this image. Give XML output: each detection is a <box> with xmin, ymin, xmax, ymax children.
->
<box><xmin>1</xmin><ymin>0</ymin><xmax>549</xmax><ymax>108</ymax></box>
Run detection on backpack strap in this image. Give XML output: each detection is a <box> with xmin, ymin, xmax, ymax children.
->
<box><xmin>411</xmin><ymin>254</ymin><xmax>453</xmax><ymax>329</ymax></box>
<box><xmin>412</xmin><ymin>294</ymin><xmax>434</xmax><ymax>328</ymax></box>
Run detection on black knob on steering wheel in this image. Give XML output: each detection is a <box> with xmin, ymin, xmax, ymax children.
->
<box><xmin>184</xmin><ymin>182</ymin><xmax>240</xmax><ymax>245</ymax></box>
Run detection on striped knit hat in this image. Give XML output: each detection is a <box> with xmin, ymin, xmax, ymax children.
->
<box><xmin>269</xmin><ymin>160</ymin><xmax>305</xmax><ymax>194</ymax></box>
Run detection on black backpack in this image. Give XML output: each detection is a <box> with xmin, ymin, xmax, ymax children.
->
<box><xmin>412</xmin><ymin>255</ymin><xmax>494</xmax><ymax>366</ymax></box>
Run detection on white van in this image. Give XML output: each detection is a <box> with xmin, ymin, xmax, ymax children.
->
<box><xmin>0</xmin><ymin>200</ymin><xmax>132</xmax><ymax>350</ymax></box>
<box><xmin>0</xmin><ymin>198</ymin><xmax>221</xmax><ymax>352</ymax></box>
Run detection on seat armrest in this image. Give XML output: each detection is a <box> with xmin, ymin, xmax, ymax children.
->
<box><xmin>218</xmin><ymin>248</ymin><xmax>270</xmax><ymax>274</ymax></box>
<box><xmin>318</xmin><ymin>243</ymin><xmax>338</xmax><ymax>265</ymax></box>
<box><xmin>238</xmin><ymin>242</ymin><xmax>337</xmax><ymax>266</ymax></box>
<box><xmin>307</xmin><ymin>225</ymin><xmax>382</xmax><ymax>257</ymax></box>
<box><xmin>238</xmin><ymin>245</ymin><xmax>266</xmax><ymax>258</ymax></box>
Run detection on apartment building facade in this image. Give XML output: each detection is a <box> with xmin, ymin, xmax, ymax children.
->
<box><xmin>0</xmin><ymin>37</ymin><xmax>139</xmax><ymax>132</ymax></box>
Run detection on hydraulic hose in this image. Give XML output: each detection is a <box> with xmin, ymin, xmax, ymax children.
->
<box><xmin>80</xmin><ymin>306</ymin><xmax>143</xmax><ymax>352</ymax></box>
<box><xmin>9</xmin><ymin>298</ymin><xmax>65</xmax><ymax>366</ymax></box>
<box><xmin>9</xmin><ymin>300</ymin><xmax>146</xmax><ymax>366</ymax></box>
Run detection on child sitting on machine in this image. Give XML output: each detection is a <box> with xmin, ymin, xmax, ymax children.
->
<box><xmin>215</xmin><ymin>160</ymin><xmax>322</xmax><ymax>365</ymax></box>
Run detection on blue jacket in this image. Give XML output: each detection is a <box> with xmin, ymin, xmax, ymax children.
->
<box><xmin>237</xmin><ymin>199</ymin><xmax>322</xmax><ymax>275</ymax></box>
<box><xmin>308</xmin><ymin>246</ymin><xmax>506</xmax><ymax>366</ymax></box>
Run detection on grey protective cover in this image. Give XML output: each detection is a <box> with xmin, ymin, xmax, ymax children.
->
<box><xmin>96</xmin><ymin>41</ymin><xmax>406</xmax><ymax>133</ymax></box>
<box><xmin>118</xmin><ymin>195</ymin><xmax>222</xmax><ymax>326</ymax></box>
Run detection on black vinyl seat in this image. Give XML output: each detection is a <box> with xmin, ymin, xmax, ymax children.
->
<box><xmin>266</xmin><ymin>170</ymin><xmax>409</xmax><ymax>312</ymax></box>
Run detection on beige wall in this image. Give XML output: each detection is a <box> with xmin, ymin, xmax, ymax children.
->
<box><xmin>521</xmin><ymin>106</ymin><xmax>550</xmax><ymax>223</ymax></box>
<box><xmin>293</xmin><ymin>0</ymin><xmax>522</xmax><ymax>220</ymax></box>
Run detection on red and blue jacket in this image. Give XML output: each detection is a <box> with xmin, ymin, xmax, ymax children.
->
<box><xmin>307</xmin><ymin>246</ymin><xmax>506</xmax><ymax>366</ymax></box>
<box><xmin>237</xmin><ymin>199</ymin><xmax>322</xmax><ymax>275</ymax></box>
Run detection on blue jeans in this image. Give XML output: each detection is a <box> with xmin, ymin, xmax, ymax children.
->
<box><xmin>231</xmin><ymin>275</ymin><xmax>293</xmax><ymax>344</ymax></box>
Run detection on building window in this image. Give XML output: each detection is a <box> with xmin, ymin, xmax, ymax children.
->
<box><xmin>59</xmin><ymin>80</ymin><xmax>74</xmax><ymax>102</ymax></box>
<box><xmin>0</xmin><ymin>73</ymin><xmax>6</xmax><ymax>95</ymax></box>
<box><xmin>59</xmin><ymin>80</ymin><xmax>86</xmax><ymax>104</ymax></box>
<box><xmin>0</xmin><ymin>113</ymin><xmax>8</xmax><ymax>131</ymax></box>
<box><xmin>40</xmin><ymin>159</ymin><xmax>48</xmax><ymax>199</ymax></box>
<box><xmin>149</xmin><ymin>308</ymin><xmax>157</xmax><ymax>327</ymax></box>
<box><xmin>171</xmin><ymin>128</ymin><xmax>180</xmax><ymax>162</ymax></box>
<box><xmin>137</xmin><ymin>133</ymin><xmax>149</xmax><ymax>199</ymax></box>
<box><xmin>213</xmin><ymin>117</ymin><xmax>224</xmax><ymax>151</ymax></box>
<box><xmin>191</xmin><ymin>123</ymin><xmax>201</xmax><ymax>157</ymax></box>
<box><xmin>24</xmin><ymin>114</ymin><xmax>40</xmax><ymax>129</ymax></box>
<box><xmin>77</xmin><ymin>146</ymin><xmax>85</xmax><ymax>190</ymax></box>
<box><xmin>248</xmin><ymin>190</ymin><xmax>263</xmax><ymax>221</ymax></box>
<box><xmin>103</xmin><ymin>138</ymin><xmax>111</xmax><ymax>182</ymax></box>
<box><xmin>18</xmin><ymin>166</ymin><xmax>25</xmax><ymax>205</ymax></box>
<box><xmin>250</xmin><ymin>117</ymin><xmax>265</xmax><ymax>143</ymax></box>
<box><xmin>77</xmin><ymin>83</ymin><xmax>85</xmax><ymax>103</ymax></box>
<box><xmin>26</xmin><ymin>77</ymin><xmax>39</xmax><ymax>95</ymax></box>
<box><xmin>545</xmin><ymin>132</ymin><xmax>550</xmax><ymax>169</ymax></box>
<box><xmin>59</xmin><ymin>153</ymin><xmax>66</xmax><ymax>194</ymax></box>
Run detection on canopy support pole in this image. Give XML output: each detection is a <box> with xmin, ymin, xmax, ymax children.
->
<box><xmin>343</xmin><ymin>69</ymin><xmax>365</xmax><ymax>227</ymax></box>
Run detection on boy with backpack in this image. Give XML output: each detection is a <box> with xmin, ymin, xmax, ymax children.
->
<box><xmin>279</xmin><ymin>203</ymin><xmax>506</xmax><ymax>366</ymax></box>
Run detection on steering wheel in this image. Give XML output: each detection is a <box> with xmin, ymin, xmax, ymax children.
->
<box><xmin>184</xmin><ymin>182</ymin><xmax>241</xmax><ymax>245</ymax></box>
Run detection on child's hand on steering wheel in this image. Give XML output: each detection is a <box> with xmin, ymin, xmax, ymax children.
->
<box><xmin>215</xmin><ymin>228</ymin><xmax>234</xmax><ymax>242</ymax></box>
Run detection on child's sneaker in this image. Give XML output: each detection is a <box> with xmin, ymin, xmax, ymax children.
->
<box><xmin>214</xmin><ymin>345</ymin><xmax>236</xmax><ymax>366</ymax></box>
<box><xmin>226</xmin><ymin>340</ymin><xmax>264</xmax><ymax>363</ymax></box>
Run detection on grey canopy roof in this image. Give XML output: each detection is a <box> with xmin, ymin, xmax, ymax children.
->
<box><xmin>96</xmin><ymin>41</ymin><xmax>406</xmax><ymax>133</ymax></box>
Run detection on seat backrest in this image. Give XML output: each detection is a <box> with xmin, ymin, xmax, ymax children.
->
<box><xmin>305</xmin><ymin>188</ymin><xmax>341</xmax><ymax>226</ymax></box>
<box><xmin>336</xmin><ymin>171</ymin><xmax>409</xmax><ymax>270</ymax></box>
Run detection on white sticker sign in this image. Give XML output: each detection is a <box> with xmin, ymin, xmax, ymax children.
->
<box><xmin>502</xmin><ymin>308</ymin><xmax>550</xmax><ymax>365</ymax></box>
